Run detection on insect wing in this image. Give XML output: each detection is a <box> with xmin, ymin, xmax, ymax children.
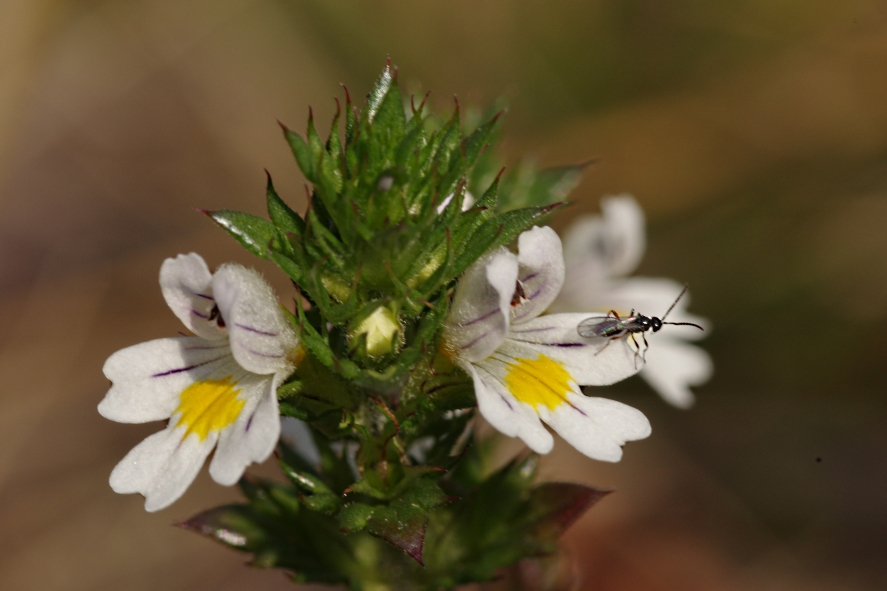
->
<box><xmin>577</xmin><ymin>316</ymin><xmax>625</xmax><ymax>338</ymax></box>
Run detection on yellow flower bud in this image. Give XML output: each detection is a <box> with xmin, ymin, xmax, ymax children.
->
<box><xmin>352</xmin><ymin>305</ymin><xmax>400</xmax><ymax>357</ymax></box>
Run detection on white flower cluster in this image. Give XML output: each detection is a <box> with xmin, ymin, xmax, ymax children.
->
<box><xmin>99</xmin><ymin>197</ymin><xmax>708</xmax><ymax>510</ymax></box>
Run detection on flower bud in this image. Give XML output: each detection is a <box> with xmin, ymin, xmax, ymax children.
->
<box><xmin>351</xmin><ymin>304</ymin><xmax>401</xmax><ymax>358</ymax></box>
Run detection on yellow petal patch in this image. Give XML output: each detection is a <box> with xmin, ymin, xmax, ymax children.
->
<box><xmin>174</xmin><ymin>377</ymin><xmax>245</xmax><ymax>440</ymax></box>
<box><xmin>504</xmin><ymin>354</ymin><xmax>573</xmax><ymax>411</ymax></box>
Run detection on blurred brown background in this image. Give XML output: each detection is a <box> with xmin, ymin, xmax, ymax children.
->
<box><xmin>2</xmin><ymin>1</ymin><xmax>886</xmax><ymax>590</ymax></box>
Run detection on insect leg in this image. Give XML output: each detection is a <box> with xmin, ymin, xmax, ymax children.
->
<box><xmin>629</xmin><ymin>333</ymin><xmax>643</xmax><ymax>369</ymax></box>
<box><xmin>593</xmin><ymin>338</ymin><xmax>613</xmax><ymax>357</ymax></box>
<box><xmin>640</xmin><ymin>332</ymin><xmax>650</xmax><ymax>362</ymax></box>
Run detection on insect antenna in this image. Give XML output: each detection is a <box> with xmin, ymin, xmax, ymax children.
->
<box><xmin>660</xmin><ymin>283</ymin><xmax>690</xmax><ymax>322</ymax></box>
<box><xmin>662</xmin><ymin>321</ymin><xmax>704</xmax><ymax>331</ymax></box>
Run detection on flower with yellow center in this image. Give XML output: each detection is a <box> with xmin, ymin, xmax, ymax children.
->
<box><xmin>443</xmin><ymin>226</ymin><xmax>651</xmax><ymax>461</ymax></box>
<box><xmin>98</xmin><ymin>253</ymin><xmax>301</xmax><ymax>511</ymax></box>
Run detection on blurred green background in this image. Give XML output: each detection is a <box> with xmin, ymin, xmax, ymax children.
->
<box><xmin>1</xmin><ymin>1</ymin><xmax>886</xmax><ymax>590</ymax></box>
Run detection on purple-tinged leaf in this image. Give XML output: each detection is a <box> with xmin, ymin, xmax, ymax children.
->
<box><xmin>176</xmin><ymin>505</ymin><xmax>266</xmax><ymax>551</ymax></box>
<box><xmin>367</xmin><ymin>505</ymin><xmax>427</xmax><ymax>565</ymax></box>
<box><xmin>526</xmin><ymin>482</ymin><xmax>610</xmax><ymax>541</ymax></box>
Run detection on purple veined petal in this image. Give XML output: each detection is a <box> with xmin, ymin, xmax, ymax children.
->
<box><xmin>504</xmin><ymin>313</ymin><xmax>641</xmax><ymax>386</ymax></box>
<box><xmin>233</xmin><ymin>323</ymin><xmax>278</xmax><ymax>337</ymax></box>
<box><xmin>471</xmin><ymin>349</ymin><xmax>647</xmax><ymax>462</ymax></box>
<box><xmin>511</xmin><ymin>227</ymin><xmax>566</xmax><ymax>324</ymax></box>
<box><xmin>99</xmin><ymin>337</ymin><xmax>237</xmax><ymax>423</ymax></box>
<box><xmin>212</xmin><ymin>263</ymin><xmax>300</xmax><ymax>375</ymax></box>
<box><xmin>160</xmin><ymin>253</ymin><xmax>227</xmax><ymax>341</ymax></box>
<box><xmin>445</xmin><ymin>249</ymin><xmax>518</xmax><ymax>363</ymax></box>
<box><xmin>210</xmin><ymin>374</ymin><xmax>280</xmax><ymax>486</ymax></box>
<box><xmin>544</xmin><ymin>393</ymin><xmax>651</xmax><ymax>462</ymax></box>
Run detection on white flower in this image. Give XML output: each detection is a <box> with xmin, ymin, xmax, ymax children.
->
<box><xmin>98</xmin><ymin>253</ymin><xmax>302</xmax><ymax>511</ymax></box>
<box><xmin>555</xmin><ymin>195</ymin><xmax>713</xmax><ymax>409</ymax></box>
<box><xmin>442</xmin><ymin>226</ymin><xmax>651</xmax><ymax>462</ymax></box>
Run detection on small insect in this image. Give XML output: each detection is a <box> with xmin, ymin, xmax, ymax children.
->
<box><xmin>577</xmin><ymin>284</ymin><xmax>703</xmax><ymax>366</ymax></box>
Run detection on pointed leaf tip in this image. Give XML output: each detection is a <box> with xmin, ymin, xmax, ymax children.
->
<box><xmin>368</xmin><ymin>510</ymin><xmax>427</xmax><ymax>565</ymax></box>
<box><xmin>528</xmin><ymin>483</ymin><xmax>611</xmax><ymax>541</ymax></box>
<box><xmin>176</xmin><ymin>506</ymin><xmax>259</xmax><ymax>550</ymax></box>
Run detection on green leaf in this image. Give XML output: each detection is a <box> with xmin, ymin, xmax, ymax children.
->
<box><xmin>265</xmin><ymin>172</ymin><xmax>305</xmax><ymax>237</ymax></box>
<box><xmin>501</xmin><ymin>162</ymin><xmax>586</xmax><ymax>211</ymax></box>
<box><xmin>461</xmin><ymin>111</ymin><xmax>501</xmax><ymax>168</ymax></box>
<box><xmin>204</xmin><ymin>210</ymin><xmax>279</xmax><ymax>259</ymax></box>
<box><xmin>268</xmin><ymin>250</ymin><xmax>306</xmax><ymax>285</ymax></box>
<box><xmin>177</xmin><ymin>504</ymin><xmax>270</xmax><ymax>552</ymax></box>
<box><xmin>277</xmin><ymin>379</ymin><xmax>303</xmax><ymax>400</ymax></box>
<box><xmin>344</xmin><ymin>87</ymin><xmax>357</xmax><ymax>147</ymax></box>
<box><xmin>280</xmin><ymin>461</ymin><xmax>335</xmax><ymax>496</ymax></box>
<box><xmin>301</xmin><ymin>491</ymin><xmax>341</xmax><ymax>515</ymax></box>
<box><xmin>282</xmin><ymin>125</ymin><xmax>317</xmax><ymax>182</ymax></box>
<box><xmin>338</xmin><ymin>502</ymin><xmax>376</xmax><ymax>532</ymax></box>
<box><xmin>367</xmin><ymin>504</ymin><xmax>427</xmax><ymax>565</ymax></box>
<box><xmin>366</xmin><ymin>62</ymin><xmax>394</xmax><ymax>122</ymax></box>
<box><xmin>450</xmin><ymin>202</ymin><xmax>566</xmax><ymax>279</ymax></box>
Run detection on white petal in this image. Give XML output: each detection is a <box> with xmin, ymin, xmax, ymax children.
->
<box><xmin>511</xmin><ymin>226</ymin><xmax>566</xmax><ymax>324</ymax></box>
<box><xmin>144</xmin><ymin>431</ymin><xmax>219</xmax><ymax>512</ymax></box>
<box><xmin>506</xmin><ymin>313</ymin><xmax>641</xmax><ymax>385</ymax></box>
<box><xmin>109</xmin><ymin>428</ymin><xmax>180</xmax><ymax>494</ymax></box>
<box><xmin>212</xmin><ymin>264</ymin><xmax>299</xmax><ymax>375</ymax></box>
<box><xmin>562</xmin><ymin>215</ymin><xmax>607</xmax><ymax>270</ymax></box>
<box><xmin>640</xmin><ymin>337</ymin><xmax>713</xmax><ymax>409</ymax></box>
<box><xmin>210</xmin><ymin>375</ymin><xmax>281</xmax><ymax>485</ymax></box>
<box><xmin>467</xmin><ymin>362</ymin><xmax>554</xmax><ymax>454</ymax></box>
<box><xmin>445</xmin><ymin>249</ymin><xmax>518</xmax><ymax>363</ymax></box>
<box><xmin>109</xmin><ymin>425</ymin><xmax>219</xmax><ymax>512</ymax></box>
<box><xmin>99</xmin><ymin>337</ymin><xmax>235</xmax><ymax>423</ymax></box>
<box><xmin>543</xmin><ymin>393</ymin><xmax>651</xmax><ymax>462</ymax></box>
<box><xmin>558</xmin><ymin>196</ymin><xmax>645</xmax><ymax>305</ymax></box>
<box><xmin>280</xmin><ymin>417</ymin><xmax>321</xmax><ymax>466</ymax></box>
<box><xmin>159</xmin><ymin>253</ymin><xmax>227</xmax><ymax>340</ymax></box>
<box><xmin>600</xmin><ymin>195</ymin><xmax>646</xmax><ymax>276</ymax></box>
<box><xmin>554</xmin><ymin>216</ymin><xmax>611</xmax><ymax>313</ymax></box>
